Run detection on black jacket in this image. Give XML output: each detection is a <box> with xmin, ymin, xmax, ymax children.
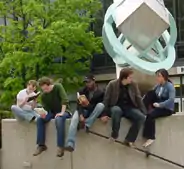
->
<box><xmin>77</xmin><ymin>86</ymin><xmax>104</xmax><ymax>115</ymax></box>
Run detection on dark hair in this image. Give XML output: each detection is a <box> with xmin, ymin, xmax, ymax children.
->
<box><xmin>119</xmin><ymin>68</ymin><xmax>133</xmax><ymax>80</ymax></box>
<box><xmin>84</xmin><ymin>74</ymin><xmax>95</xmax><ymax>82</ymax></box>
<box><xmin>27</xmin><ymin>80</ymin><xmax>37</xmax><ymax>87</ymax></box>
<box><xmin>38</xmin><ymin>77</ymin><xmax>53</xmax><ymax>86</ymax></box>
<box><xmin>155</xmin><ymin>69</ymin><xmax>172</xmax><ymax>83</ymax></box>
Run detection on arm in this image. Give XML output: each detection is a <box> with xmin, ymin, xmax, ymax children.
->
<box><xmin>77</xmin><ymin>88</ymin><xmax>86</xmax><ymax>115</ymax></box>
<box><xmin>102</xmin><ymin>82</ymin><xmax>112</xmax><ymax>116</ymax></box>
<box><xmin>40</xmin><ymin>94</ymin><xmax>48</xmax><ymax>110</ymax></box>
<box><xmin>159</xmin><ymin>85</ymin><xmax>175</xmax><ymax>108</ymax></box>
<box><xmin>16</xmin><ymin>92</ymin><xmax>28</xmax><ymax>108</ymax></box>
<box><xmin>58</xmin><ymin>84</ymin><xmax>69</xmax><ymax>113</ymax></box>
<box><xmin>134</xmin><ymin>83</ymin><xmax>147</xmax><ymax>114</ymax></box>
<box><xmin>29</xmin><ymin>99</ymin><xmax>37</xmax><ymax>109</ymax></box>
<box><xmin>17</xmin><ymin>98</ymin><xmax>27</xmax><ymax>107</ymax></box>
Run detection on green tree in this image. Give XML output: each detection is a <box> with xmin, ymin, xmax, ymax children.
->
<box><xmin>0</xmin><ymin>0</ymin><xmax>102</xmax><ymax>108</ymax></box>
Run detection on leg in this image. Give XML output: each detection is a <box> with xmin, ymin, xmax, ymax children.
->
<box><xmin>55</xmin><ymin>112</ymin><xmax>71</xmax><ymax>157</ymax></box>
<box><xmin>33</xmin><ymin>113</ymin><xmax>54</xmax><ymax>156</ymax></box>
<box><xmin>124</xmin><ymin>108</ymin><xmax>146</xmax><ymax>143</ymax></box>
<box><xmin>110</xmin><ymin>106</ymin><xmax>123</xmax><ymax>139</ymax></box>
<box><xmin>77</xmin><ymin>109</ymin><xmax>89</xmax><ymax>130</ymax></box>
<box><xmin>65</xmin><ymin>111</ymin><xmax>79</xmax><ymax>152</ymax></box>
<box><xmin>11</xmin><ymin>105</ymin><xmax>36</xmax><ymax>122</ymax></box>
<box><xmin>143</xmin><ymin>108</ymin><xmax>172</xmax><ymax>140</ymax></box>
<box><xmin>85</xmin><ymin>103</ymin><xmax>105</xmax><ymax>128</ymax></box>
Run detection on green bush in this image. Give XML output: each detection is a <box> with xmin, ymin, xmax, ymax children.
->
<box><xmin>0</xmin><ymin>110</ymin><xmax>14</xmax><ymax>119</ymax></box>
<box><xmin>0</xmin><ymin>110</ymin><xmax>13</xmax><ymax>148</ymax></box>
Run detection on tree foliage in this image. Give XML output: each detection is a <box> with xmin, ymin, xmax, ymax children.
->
<box><xmin>0</xmin><ymin>0</ymin><xmax>102</xmax><ymax>108</ymax></box>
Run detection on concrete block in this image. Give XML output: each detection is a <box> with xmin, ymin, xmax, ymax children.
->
<box><xmin>1</xmin><ymin>119</ymin><xmax>71</xmax><ymax>169</ymax></box>
<box><xmin>2</xmin><ymin>114</ymin><xmax>184</xmax><ymax>169</ymax></box>
<box><xmin>115</xmin><ymin>0</ymin><xmax>169</xmax><ymax>50</ymax></box>
<box><xmin>72</xmin><ymin>133</ymin><xmax>178</xmax><ymax>169</ymax></box>
<box><xmin>90</xmin><ymin>114</ymin><xmax>184</xmax><ymax>166</ymax></box>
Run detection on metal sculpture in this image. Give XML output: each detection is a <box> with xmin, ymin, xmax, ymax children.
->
<box><xmin>102</xmin><ymin>0</ymin><xmax>177</xmax><ymax>75</ymax></box>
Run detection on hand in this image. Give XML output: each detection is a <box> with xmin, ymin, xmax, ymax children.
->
<box><xmin>100</xmin><ymin>116</ymin><xmax>109</xmax><ymax>123</ymax></box>
<box><xmin>78</xmin><ymin>95</ymin><xmax>89</xmax><ymax>107</ymax></box>
<box><xmin>40</xmin><ymin>114</ymin><xmax>46</xmax><ymax>118</ymax></box>
<box><xmin>55</xmin><ymin>112</ymin><xmax>64</xmax><ymax>118</ymax></box>
<box><xmin>80</xmin><ymin>115</ymin><xmax>85</xmax><ymax>122</ymax></box>
<box><xmin>153</xmin><ymin>102</ymin><xmax>160</xmax><ymax>108</ymax></box>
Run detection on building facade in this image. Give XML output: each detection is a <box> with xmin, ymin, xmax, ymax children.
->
<box><xmin>91</xmin><ymin>0</ymin><xmax>184</xmax><ymax>112</ymax></box>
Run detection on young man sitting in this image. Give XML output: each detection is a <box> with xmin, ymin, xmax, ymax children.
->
<box><xmin>65</xmin><ymin>74</ymin><xmax>105</xmax><ymax>152</ymax></box>
<box><xmin>11</xmin><ymin>80</ymin><xmax>39</xmax><ymax>122</ymax></box>
<box><xmin>103</xmin><ymin>68</ymin><xmax>146</xmax><ymax>147</ymax></box>
<box><xmin>33</xmin><ymin>77</ymin><xmax>71</xmax><ymax>157</ymax></box>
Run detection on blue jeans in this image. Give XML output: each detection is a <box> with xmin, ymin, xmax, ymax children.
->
<box><xmin>36</xmin><ymin>112</ymin><xmax>71</xmax><ymax>148</ymax></box>
<box><xmin>66</xmin><ymin>103</ymin><xmax>104</xmax><ymax>149</ymax></box>
<box><xmin>111</xmin><ymin>106</ymin><xmax>145</xmax><ymax>142</ymax></box>
<box><xmin>11</xmin><ymin>105</ymin><xmax>39</xmax><ymax>122</ymax></box>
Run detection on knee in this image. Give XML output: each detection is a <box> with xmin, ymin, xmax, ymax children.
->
<box><xmin>138</xmin><ymin>114</ymin><xmax>146</xmax><ymax>124</ymax></box>
<box><xmin>11</xmin><ymin>105</ymin><xmax>18</xmax><ymax>112</ymax></box>
<box><xmin>55</xmin><ymin>116</ymin><xmax>65</xmax><ymax>126</ymax></box>
<box><xmin>95</xmin><ymin>103</ymin><xmax>105</xmax><ymax>111</ymax></box>
<box><xmin>111</xmin><ymin>106</ymin><xmax>122</xmax><ymax>118</ymax></box>
<box><xmin>37</xmin><ymin>117</ymin><xmax>44</xmax><ymax>124</ymax></box>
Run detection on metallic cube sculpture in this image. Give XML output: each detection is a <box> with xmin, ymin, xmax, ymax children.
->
<box><xmin>102</xmin><ymin>0</ymin><xmax>177</xmax><ymax>75</ymax></box>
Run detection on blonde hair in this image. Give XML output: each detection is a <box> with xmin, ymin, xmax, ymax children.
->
<box><xmin>27</xmin><ymin>80</ymin><xmax>37</xmax><ymax>87</ymax></box>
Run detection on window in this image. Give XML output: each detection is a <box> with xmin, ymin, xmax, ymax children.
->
<box><xmin>92</xmin><ymin>0</ymin><xmax>115</xmax><ymax>70</ymax></box>
<box><xmin>177</xmin><ymin>0</ymin><xmax>184</xmax><ymax>42</ymax></box>
<box><xmin>164</xmin><ymin>0</ymin><xmax>184</xmax><ymax>59</ymax></box>
<box><xmin>164</xmin><ymin>0</ymin><xmax>176</xmax><ymax>18</ymax></box>
<box><xmin>91</xmin><ymin>53</ymin><xmax>114</xmax><ymax>69</ymax></box>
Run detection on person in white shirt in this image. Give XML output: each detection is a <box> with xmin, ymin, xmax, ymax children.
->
<box><xmin>11</xmin><ymin>80</ymin><xmax>40</xmax><ymax>122</ymax></box>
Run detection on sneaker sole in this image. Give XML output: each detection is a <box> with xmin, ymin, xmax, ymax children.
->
<box><xmin>65</xmin><ymin>146</ymin><xmax>74</xmax><ymax>152</ymax></box>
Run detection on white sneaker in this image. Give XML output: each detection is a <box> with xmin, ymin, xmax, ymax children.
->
<box><xmin>143</xmin><ymin>139</ymin><xmax>154</xmax><ymax>147</ymax></box>
<box><xmin>109</xmin><ymin>137</ymin><xmax>116</xmax><ymax>143</ymax></box>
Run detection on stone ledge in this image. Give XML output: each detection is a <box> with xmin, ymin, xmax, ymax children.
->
<box><xmin>1</xmin><ymin>114</ymin><xmax>184</xmax><ymax>169</ymax></box>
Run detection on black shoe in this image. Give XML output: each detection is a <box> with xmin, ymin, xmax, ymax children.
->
<box><xmin>77</xmin><ymin>122</ymin><xmax>85</xmax><ymax>131</ymax></box>
<box><xmin>85</xmin><ymin>126</ymin><xmax>89</xmax><ymax>133</ymax></box>
<box><xmin>123</xmin><ymin>140</ymin><xmax>135</xmax><ymax>148</ymax></box>
<box><xmin>111</xmin><ymin>131</ymin><xmax>118</xmax><ymax>139</ymax></box>
<box><xmin>30</xmin><ymin>116</ymin><xmax>36</xmax><ymax>123</ymax></box>
<box><xmin>57</xmin><ymin>147</ymin><xmax>64</xmax><ymax>157</ymax></box>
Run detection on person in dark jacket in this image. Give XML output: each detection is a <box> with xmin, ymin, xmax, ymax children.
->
<box><xmin>142</xmin><ymin>69</ymin><xmax>175</xmax><ymax>147</ymax></box>
<box><xmin>103</xmin><ymin>68</ymin><xmax>146</xmax><ymax>147</ymax></box>
<box><xmin>65</xmin><ymin>74</ymin><xmax>105</xmax><ymax>152</ymax></box>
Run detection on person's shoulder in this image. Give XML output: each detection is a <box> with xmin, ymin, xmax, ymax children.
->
<box><xmin>96</xmin><ymin>86</ymin><xmax>104</xmax><ymax>93</ymax></box>
<box><xmin>108</xmin><ymin>79</ymin><xmax>118</xmax><ymax>85</ymax></box>
<box><xmin>79</xmin><ymin>87</ymin><xmax>87</xmax><ymax>94</ymax></box>
<box><xmin>166</xmin><ymin>82</ymin><xmax>175</xmax><ymax>90</ymax></box>
<box><xmin>54</xmin><ymin>83</ymin><xmax>63</xmax><ymax>89</ymax></box>
<box><xmin>17</xmin><ymin>89</ymin><xmax>26</xmax><ymax>95</ymax></box>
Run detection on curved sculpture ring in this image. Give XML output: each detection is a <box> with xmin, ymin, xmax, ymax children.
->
<box><xmin>102</xmin><ymin>0</ymin><xmax>177</xmax><ymax>74</ymax></box>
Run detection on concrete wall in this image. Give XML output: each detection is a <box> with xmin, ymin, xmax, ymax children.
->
<box><xmin>1</xmin><ymin>115</ymin><xmax>184</xmax><ymax>169</ymax></box>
